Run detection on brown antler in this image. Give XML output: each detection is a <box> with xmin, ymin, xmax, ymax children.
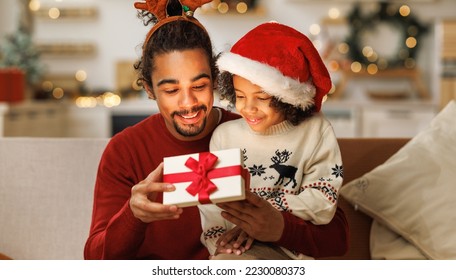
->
<box><xmin>134</xmin><ymin>0</ymin><xmax>211</xmax><ymax>20</ymax></box>
<box><xmin>134</xmin><ymin>0</ymin><xmax>167</xmax><ymax>20</ymax></box>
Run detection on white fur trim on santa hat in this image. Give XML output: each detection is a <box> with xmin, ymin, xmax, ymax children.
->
<box><xmin>217</xmin><ymin>52</ymin><xmax>316</xmax><ymax>110</ymax></box>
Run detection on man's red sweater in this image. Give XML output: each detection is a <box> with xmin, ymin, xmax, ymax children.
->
<box><xmin>84</xmin><ymin>108</ymin><xmax>349</xmax><ymax>259</ymax></box>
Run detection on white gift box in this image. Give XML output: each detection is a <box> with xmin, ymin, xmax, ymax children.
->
<box><xmin>163</xmin><ymin>148</ymin><xmax>247</xmax><ymax>207</ymax></box>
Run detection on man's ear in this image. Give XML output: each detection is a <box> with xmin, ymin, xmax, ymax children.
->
<box><xmin>144</xmin><ymin>83</ymin><xmax>156</xmax><ymax>100</ymax></box>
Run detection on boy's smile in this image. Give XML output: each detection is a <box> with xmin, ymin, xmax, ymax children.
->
<box><xmin>233</xmin><ymin>75</ymin><xmax>285</xmax><ymax>133</ymax></box>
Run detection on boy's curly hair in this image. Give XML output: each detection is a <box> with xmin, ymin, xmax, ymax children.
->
<box><xmin>217</xmin><ymin>71</ymin><xmax>315</xmax><ymax>126</ymax></box>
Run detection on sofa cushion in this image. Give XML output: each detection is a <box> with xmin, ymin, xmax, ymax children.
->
<box><xmin>0</xmin><ymin>138</ymin><xmax>108</xmax><ymax>259</ymax></box>
<box><xmin>370</xmin><ymin>220</ymin><xmax>427</xmax><ymax>260</ymax></box>
<box><xmin>340</xmin><ymin>100</ymin><xmax>456</xmax><ymax>260</ymax></box>
<box><xmin>370</xmin><ymin>220</ymin><xmax>426</xmax><ymax>260</ymax></box>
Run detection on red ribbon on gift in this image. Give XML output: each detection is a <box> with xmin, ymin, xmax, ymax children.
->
<box><xmin>163</xmin><ymin>152</ymin><xmax>243</xmax><ymax>204</ymax></box>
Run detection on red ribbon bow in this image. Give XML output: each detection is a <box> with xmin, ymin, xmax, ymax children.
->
<box><xmin>184</xmin><ymin>152</ymin><xmax>218</xmax><ymax>204</ymax></box>
<box><xmin>163</xmin><ymin>152</ymin><xmax>243</xmax><ymax>204</ymax></box>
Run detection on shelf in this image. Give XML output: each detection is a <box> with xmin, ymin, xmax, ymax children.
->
<box><xmin>332</xmin><ymin>68</ymin><xmax>430</xmax><ymax>100</ymax></box>
<box><xmin>34</xmin><ymin>7</ymin><xmax>98</xmax><ymax>20</ymax></box>
<box><xmin>442</xmin><ymin>20</ymin><xmax>456</xmax><ymax>59</ymax></box>
<box><xmin>322</xmin><ymin>98</ymin><xmax>437</xmax><ymax>138</ymax></box>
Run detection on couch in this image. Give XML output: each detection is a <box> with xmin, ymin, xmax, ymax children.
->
<box><xmin>0</xmin><ymin>137</ymin><xmax>409</xmax><ymax>260</ymax></box>
<box><xmin>0</xmin><ymin>138</ymin><xmax>108</xmax><ymax>260</ymax></box>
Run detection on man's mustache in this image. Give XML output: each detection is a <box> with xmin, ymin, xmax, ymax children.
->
<box><xmin>172</xmin><ymin>105</ymin><xmax>207</xmax><ymax>118</ymax></box>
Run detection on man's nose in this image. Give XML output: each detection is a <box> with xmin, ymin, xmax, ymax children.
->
<box><xmin>179</xmin><ymin>88</ymin><xmax>198</xmax><ymax>107</ymax></box>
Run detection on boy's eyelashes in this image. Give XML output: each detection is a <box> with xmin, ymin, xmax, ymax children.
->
<box><xmin>235</xmin><ymin>95</ymin><xmax>272</xmax><ymax>102</ymax></box>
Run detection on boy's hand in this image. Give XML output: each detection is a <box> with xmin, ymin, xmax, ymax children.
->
<box><xmin>217</xmin><ymin>190</ymin><xmax>284</xmax><ymax>242</ymax></box>
<box><xmin>214</xmin><ymin>226</ymin><xmax>254</xmax><ymax>256</ymax></box>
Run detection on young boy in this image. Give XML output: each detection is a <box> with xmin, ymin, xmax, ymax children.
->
<box><xmin>198</xmin><ymin>22</ymin><xmax>344</xmax><ymax>260</ymax></box>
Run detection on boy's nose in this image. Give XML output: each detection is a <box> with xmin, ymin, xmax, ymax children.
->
<box><xmin>242</xmin><ymin>99</ymin><xmax>258</xmax><ymax>113</ymax></box>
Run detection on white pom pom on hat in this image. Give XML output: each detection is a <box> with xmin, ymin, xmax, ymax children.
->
<box><xmin>217</xmin><ymin>22</ymin><xmax>332</xmax><ymax>112</ymax></box>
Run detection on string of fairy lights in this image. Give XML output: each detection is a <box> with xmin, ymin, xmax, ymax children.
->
<box><xmin>26</xmin><ymin>0</ymin><xmax>260</xmax><ymax>108</ymax></box>
<box><xmin>25</xmin><ymin>1</ymin><xmax>427</xmax><ymax>107</ymax></box>
<box><xmin>27</xmin><ymin>0</ymin><xmax>122</xmax><ymax>108</ymax></box>
<box><xmin>200</xmin><ymin>0</ymin><xmax>257</xmax><ymax>14</ymax></box>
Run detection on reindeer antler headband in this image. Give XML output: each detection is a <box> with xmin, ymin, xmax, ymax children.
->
<box><xmin>134</xmin><ymin>0</ymin><xmax>211</xmax><ymax>45</ymax></box>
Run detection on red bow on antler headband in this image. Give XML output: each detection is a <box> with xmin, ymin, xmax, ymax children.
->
<box><xmin>134</xmin><ymin>0</ymin><xmax>211</xmax><ymax>44</ymax></box>
<box><xmin>134</xmin><ymin>0</ymin><xmax>211</xmax><ymax>20</ymax></box>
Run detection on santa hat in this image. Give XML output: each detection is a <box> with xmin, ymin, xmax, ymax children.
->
<box><xmin>217</xmin><ymin>22</ymin><xmax>332</xmax><ymax>112</ymax></box>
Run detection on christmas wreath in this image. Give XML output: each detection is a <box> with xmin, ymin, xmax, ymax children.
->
<box><xmin>345</xmin><ymin>2</ymin><xmax>428</xmax><ymax>70</ymax></box>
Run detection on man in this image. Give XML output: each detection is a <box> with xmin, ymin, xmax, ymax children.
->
<box><xmin>84</xmin><ymin>0</ymin><xmax>348</xmax><ymax>260</ymax></box>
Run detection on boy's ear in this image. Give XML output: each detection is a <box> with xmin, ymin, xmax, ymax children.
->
<box><xmin>144</xmin><ymin>83</ymin><xmax>156</xmax><ymax>100</ymax></box>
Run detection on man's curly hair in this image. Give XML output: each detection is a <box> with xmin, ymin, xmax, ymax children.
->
<box><xmin>216</xmin><ymin>71</ymin><xmax>315</xmax><ymax>126</ymax></box>
<box><xmin>134</xmin><ymin>7</ymin><xmax>217</xmax><ymax>93</ymax></box>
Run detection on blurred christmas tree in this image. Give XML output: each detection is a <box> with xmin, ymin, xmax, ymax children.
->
<box><xmin>0</xmin><ymin>0</ymin><xmax>44</xmax><ymax>86</ymax></box>
<box><xmin>0</xmin><ymin>27</ymin><xmax>44</xmax><ymax>85</ymax></box>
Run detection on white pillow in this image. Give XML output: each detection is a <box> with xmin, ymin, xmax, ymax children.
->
<box><xmin>370</xmin><ymin>220</ymin><xmax>427</xmax><ymax>260</ymax></box>
<box><xmin>340</xmin><ymin>100</ymin><xmax>456</xmax><ymax>260</ymax></box>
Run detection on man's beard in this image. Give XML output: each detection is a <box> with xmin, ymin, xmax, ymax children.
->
<box><xmin>172</xmin><ymin>105</ymin><xmax>208</xmax><ymax>137</ymax></box>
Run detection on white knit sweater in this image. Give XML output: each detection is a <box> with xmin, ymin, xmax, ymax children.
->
<box><xmin>198</xmin><ymin>113</ymin><xmax>343</xmax><ymax>259</ymax></box>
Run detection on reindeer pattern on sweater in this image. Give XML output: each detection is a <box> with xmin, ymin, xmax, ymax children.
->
<box><xmin>243</xmin><ymin>147</ymin><xmax>339</xmax><ymax>213</ymax></box>
<box><xmin>198</xmin><ymin>113</ymin><xmax>343</xmax><ymax>258</ymax></box>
